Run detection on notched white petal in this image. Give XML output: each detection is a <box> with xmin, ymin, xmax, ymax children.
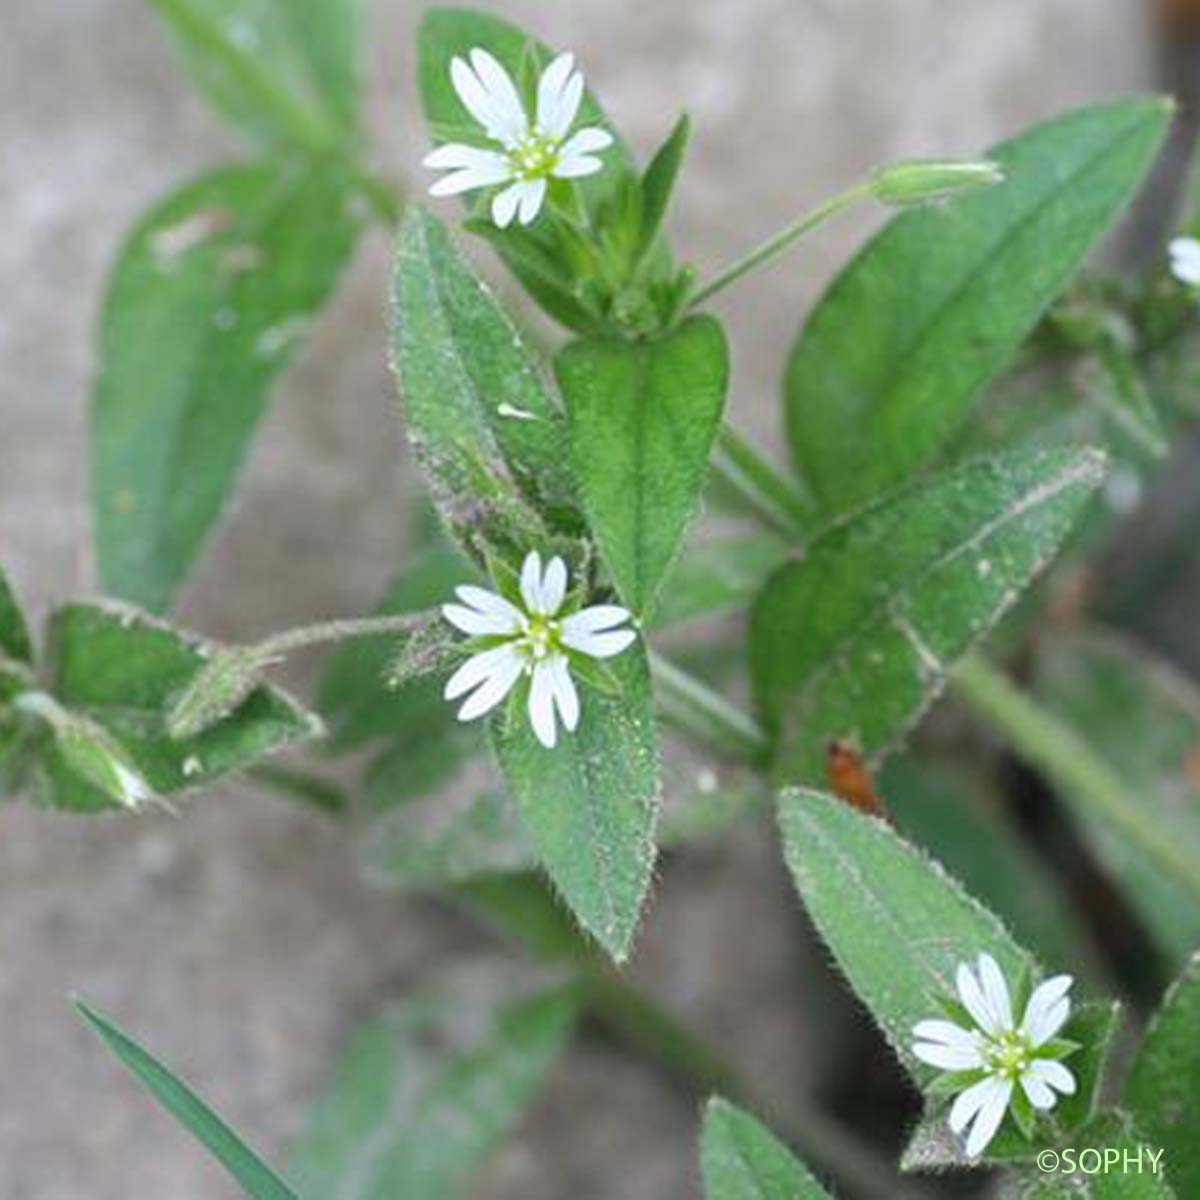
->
<box><xmin>528</xmin><ymin>661</ymin><xmax>558</xmax><ymax>748</ymax></box>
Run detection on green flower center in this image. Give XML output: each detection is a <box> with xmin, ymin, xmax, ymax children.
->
<box><xmin>520</xmin><ymin>615</ymin><xmax>563</xmax><ymax>663</ymax></box>
<box><xmin>986</xmin><ymin>1030</ymin><xmax>1033</xmax><ymax>1080</ymax></box>
<box><xmin>509</xmin><ymin>131</ymin><xmax>561</xmax><ymax>180</ymax></box>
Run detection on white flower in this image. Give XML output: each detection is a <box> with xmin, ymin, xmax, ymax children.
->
<box><xmin>912</xmin><ymin>953</ymin><xmax>1077</xmax><ymax>1159</ymax></box>
<box><xmin>1169</xmin><ymin>236</ymin><xmax>1200</xmax><ymax>287</ymax></box>
<box><xmin>441</xmin><ymin>550</ymin><xmax>635</xmax><ymax>749</ymax></box>
<box><xmin>423</xmin><ymin>47</ymin><xmax>614</xmax><ymax>228</ymax></box>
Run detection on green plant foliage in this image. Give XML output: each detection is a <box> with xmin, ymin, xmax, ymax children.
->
<box><xmin>1125</xmin><ymin>953</ymin><xmax>1200</xmax><ymax>1196</ymax></box>
<box><xmin>492</xmin><ymin>643</ymin><xmax>660</xmax><ymax>962</ymax></box>
<box><xmin>785</xmin><ymin>98</ymin><xmax>1170</xmax><ymax>514</ymax></box>
<box><xmin>41</xmin><ymin>601</ymin><xmax>320</xmax><ymax>810</ymax></box>
<box><xmin>751</xmin><ymin>448</ymin><xmax>1105</xmax><ymax>783</ymax></box>
<box><xmin>288</xmin><ymin>971</ymin><xmax>578</xmax><ymax>1198</ymax></box>
<box><xmin>557</xmin><ymin>317</ymin><xmax>729</xmax><ymax>618</ymax></box>
<box><xmin>1031</xmin><ymin>630</ymin><xmax>1200</xmax><ymax>963</ymax></box>
<box><xmin>75</xmin><ymin>999</ymin><xmax>298</xmax><ymax>1200</ymax></box>
<box><xmin>0</xmin><ymin>564</ymin><xmax>33</xmax><ymax>664</ymax></box>
<box><xmin>148</xmin><ymin>0</ymin><xmax>363</xmax><ymax>146</ymax></box>
<box><xmin>700</xmin><ymin>1098</ymin><xmax>831</xmax><ymax>1200</ymax></box>
<box><xmin>92</xmin><ymin>161</ymin><xmax>361</xmax><ymax>612</ymax></box>
<box><xmin>779</xmin><ymin>789</ymin><xmax>1032</xmax><ymax>1075</ymax></box>
<box><xmin>638</xmin><ymin>113</ymin><xmax>691</xmax><ymax>264</ymax></box>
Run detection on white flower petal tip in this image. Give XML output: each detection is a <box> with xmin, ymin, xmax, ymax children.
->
<box><xmin>1169</xmin><ymin>236</ymin><xmax>1200</xmax><ymax>287</ymax></box>
<box><xmin>424</xmin><ymin>45</ymin><xmax>611</xmax><ymax>224</ymax></box>
<box><xmin>912</xmin><ymin>956</ymin><xmax>1079</xmax><ymax>1159</ymax></box>
<box><xmin>440</xmin><ymin>550</ymin><xmax>637</xmax><ymax>748</ymax></box>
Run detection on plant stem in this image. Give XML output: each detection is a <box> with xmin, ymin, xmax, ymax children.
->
<box><xmin>710</xmin><ymin>423</ymin><xmax>811</xmax><ymax>539</ymax></box>
<box><xmin>689</xmin><ymin>183</ymin><xmax>872</xmax><ymax>308</ymax></box>
<box><xmin>650</xmin><ymin>651</ymin><xmax>769</xmax><ymax>767</ymax></box>
<box><xmin>256</xmin><ymin>613</ymin><xmax>428</xmax><ymax>657</ymax></box>
<box><xmin>953</xmin><ymin>653</ymin><xmax>1200</xmax><ymax>904</ymax></box>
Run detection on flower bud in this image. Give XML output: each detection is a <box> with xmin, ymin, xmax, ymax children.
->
<box><xmin>870</xmin><ymin>159</ymin><xmax>1005</xmax><ymax>207</ymax></box>
<box><xmin>167</xmin><ymin>646</ymin><xmax>270</xmax><ymax>740</ymax></box>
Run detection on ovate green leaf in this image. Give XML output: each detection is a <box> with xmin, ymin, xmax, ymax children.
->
<box><xmin>751</xmin><ymin>448</ymin><xmax>1104</xmax><ymax>783</ymax></box>
<box><xmin>93</xmin><ymin>161</ymin><xmax>360</xmax><ymax>612</ymax></box>
<box><xmin>1125</xmin><ymin>953</ymin><xmax>1200</xmax><ymax>1196</ymax></box>
<box><xmin>700</xmin><ymin>1098</ymin><xmax>831</xmax><ymax>1200</ymax></box>
<box><xmin>42</xmin><ymin>601</ymin><xmax>320</xmax><ymax>810</ymax></box>
<box><xmin>785</xmin><ymin>98</ymin><xmax>1170</xmax><ymax>513</ymax></box>
<box><xmin>492</xmin><ymin>643</ymin><xmax>660</xmax><ymax>962</ymax></box>
<box><xmin>778</xmin><ymin>789</ymin><xmax>1032</xmax><ymax>1071</ymax></box>
<box><xmin>288</xmin><ymin>969</ymin><xmax>578</xmax><ymax>1199</ymax></box>
<box><xmin>558</xmin><ymin>317</ymin><xmax>729</xmax><ymax>618</ymax></box>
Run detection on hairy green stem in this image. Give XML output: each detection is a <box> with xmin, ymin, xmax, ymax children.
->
<box><xmin>689</xmin><ymin>183</ymin><xmax>872</xmax><ymax>308</ymax></box>
<box><xmin>953</xmin><ymin>653</ymin><xmax>1200</xmax><ymax>905</ymax></box>
<box><xmin>650</xmin><ymin>651</ymin><xmax>769</xmax><ymax>767</ymax></box>
<box><xmin>256</xmin><ymin>612</ymin><xmax>427</xmax><ymax>656</ymax></box>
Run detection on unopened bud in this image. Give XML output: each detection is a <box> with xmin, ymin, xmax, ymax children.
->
<box><xmin>167</xmin><ymin>646</ymin><xmax>271</xmax><ymax>740</ymax></box>
<box><xmin>870</xmin><ymin>159</ymin><xmax>1004</xmax><ymax>208</ymax></box>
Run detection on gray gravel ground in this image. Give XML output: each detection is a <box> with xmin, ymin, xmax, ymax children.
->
<box><xmin>0</xmin><ymin>2</ymin><xmax>1151</xmax><ymax>1195</ymax></box>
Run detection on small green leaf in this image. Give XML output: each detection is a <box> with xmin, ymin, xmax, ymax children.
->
<box><xmin>75</xmin><ymin>998</ymin><xmax>297</xmax><ymax>1200</ymax></box>
<box><xmin>751</xmin><ymin>448</ymin><xmax>1105</xmax><ymax>783</ymax></box>
<box><xmin>288</xmin><ymin>969</ymin><xmax>578</xmax><ymax>1198</ymax></box>
<box><xmin>700</xmin><ymin>1098</ymin><xmax>831</xmax><ymax>1200</ymax></box>
<box><xmin>638</xmin><ymin>113</ymin><xmax>691</xmax><ymax>262</ymax></box>
<box><xmin>0</xmin><ymin>563</ymin><xmax>33</xmax><ymax>664</ymax></box>
<box><xmin>1032</xmin><ymin>629</ymin><xmax>1200</xmax><ymax>963</ymax></box>
<box><xmin>392</xmin><ymin>207</ymin><xmax>580</xmax><ymax>555</ymax></box>
<box><xmin>148</xmin><ymin>0</ymin><xmax>362</xmax><ymax>146</ymax></box>
<box><xmin>1125</xmin><ymin>952</ymin><xmax>1200</xmax><ymax>1196</ymax></box>
<box><xmin>558</xmin><ymin>317</ymin><xmax>729</xmax><ymax>618</ymax></box>
<box><xmin>647</xmin><ymin>535</ymin><xmax>789</xmax><ymax>631</ymax></box>
<box><xmin>92</xmin><ymin>160</ymin><xmax>361</xmax><ymax>612</ymax></box>
<box><xmin>41</xmin><ymin>601</ymin><xmax>319</xmax><ymax>810</ymax></box>
<box><xmin>492</xmin><ymin>643</ymin><xmax>660</xmax><ymax>961</ymax></box>
<box><xmin>778</xmin><ymin>788</ymin><xmax>1032</xmax><ymax>1071</ymax></box>
<box><xmin>785</xmin><ymin>97</ymin><xmax>1171</xmax><ymax>514</ymax></box>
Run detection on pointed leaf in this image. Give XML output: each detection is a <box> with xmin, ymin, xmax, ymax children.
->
<box><xmin>0</xmin><ymin>563</ymin><xmax>33</xmax><ymax>664</ymax></box>
<box><xmin>492</xmin><ymin>642</ymin><xmax>660</xmax><ymax>961</ymax></box>
<box><xmin>92</xmin><ymin>161</ymin><xmax>361</xmax><ymax>611</ymax></box>
<box><xmin>700</xmin><ymin>1098</ymin><xmax>831</xmax><ymax>1200</ymax></box>
<box><xmin>751</xmin><ymin>447</ymin><xmax>1105</xmax><ymax>783</ymax></box>
<box><xmin>1125</xmin><ymin>952</ymin><xmax>1200</xmax><ymax>1197</ymax></box>
<box><xmin>391</xmin><ymin>207</ymin><xmax>579</xmax><ymax>555</ymax></box>
<box><xmin>42</xmin><ymin>601</ymin><xmax>320</xmax><ymax>810</ymax></box>
<box><xmin>1033</xmin><ymin>629</ymin><xmax>1200</xmax><ymax>963</ymax></box>
<box><xmin>75</xmin><ymin>999</ymin><xmax>297</xmax><ymax>1200</ymax></box>
<box><xmin>785</xmin><ymin>97</ymin><xmax>1171</xmax><ymax>513</ymax></box>
<box><xmin>558</xmin><ymin>317</ymin><xmax>729</xmax><ymax>618</ymax></box>
<box><xmin>638</xmin><ymin>113</ymin><xmax>691</xmax><ymax>262</ymax></box>
<box><xmin>288</xmin><ymin>969</ymin><xmax>578</xmax><ymax>1198</ymax></box>
<box><xmin>778</xmin><ymin>788</ymin><xmax>1033</xmax><ymax>1071</ymax></box>
<box><xmin>148</xmin><ymin>0</ymin><xmax>363</xmax><ymax>144</ymax></box>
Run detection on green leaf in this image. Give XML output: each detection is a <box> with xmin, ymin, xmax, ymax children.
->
<box><xmin>288</xmin><ymin>970</ymin><xmax>578</xmax><ymax>1198</ymax></box>
<box><xmin>1075</xmin><ymin>1112</ymin><xmax>1177</xmax><ymax>1199</ymax></box>
<box><xmin>778</xmin><ymin>788</ymin><xmax>1033</xmax><ymax>1072</ymax></box>
<box><xmin>1031</xmin><ymin>630</ymin><xmax>1200</xmax><ymax>963</ymax></box>
<box><xmin>75</xmin><ymin>998</ymin><xmax>297</xmax><ymax>1200</ymax></box>
<box><xmin>884</xmin><ymin>758</ymin><xmax>1103</xmax><ymax>979</ymax></box>
<box><xmin>492</xmin><ymin>642</ymin><xmax>660</xmax><ymax>962</ymax></box>
<box><xmin>638</xmin><ymin>113</ymin><xmax>691</xmax><ymax>262</ymax></box>
<box><xmin>148</xmin><ymin>0</ymin><xmax>362</xmax><ymax>146</ymax></box>
<box><xmin>750</xmin><ymin>447</ymin><xmax>1105</xmax><ymax>783</ymax></box>
<box><xmin>557</xmin><ymin>317</ymin><xmax>729</xmax><ymax>618</ymax></box>
<box><xmin>700</xmin><ymin>1098</ymin><xmax>831</xmax><ymax>1200</ymax></box>
<box><xmin>41</xmin><ymin>601</ymin><xmax>319</xmax><ymax>810</ymax></box>
<box><xmin>1125</xmin><ymin>952</ymin><xmax>1200</xmax><ymax>1196</ymax></box>
<box><xmin>92</xmin><ymin>160</ymin><xmax>361</xmax><ymax>612</ymax></box>
<box><xmin>785</xmin><ymin>97</ymin><xmax>1171</xmax><ymax>514</ymax></box>
<box><xmin>392</xmin><ymin>207</ymin><xmax>580</xmax><ymax>556</ymax></box>
<box><xmin>0</xmin><ymin>563</ymin><xmax>33</xmax><ymax>664</ymax></box>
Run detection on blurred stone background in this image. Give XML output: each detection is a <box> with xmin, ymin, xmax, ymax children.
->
<box><xmin>0</xmin><ymin>2</ymin><xmax>1160</xmax><ymax>1196</ymax></box>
